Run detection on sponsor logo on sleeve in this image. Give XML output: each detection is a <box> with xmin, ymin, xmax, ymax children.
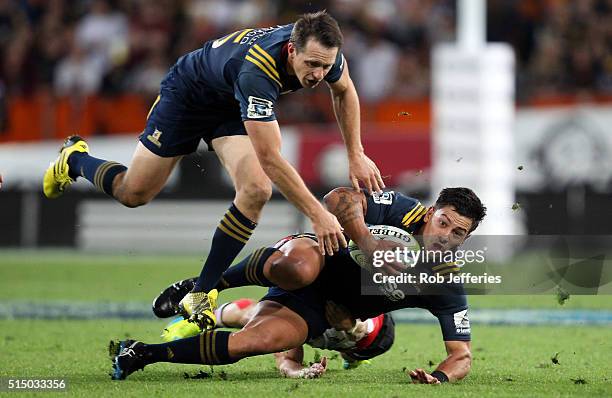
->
<box><xmin>372</xmin><ymin>191</ymin><xmax>394</xmax><ymax>205</ymax></box>
<box><xmin>247</xmin><ymin>96</ymin><xmax>274</xmax><ymax>119</ymax></box>
<box><xmin>453</xmin><ymin>309</ymin><xmax>471</xmax><ymax>334</ymax></box>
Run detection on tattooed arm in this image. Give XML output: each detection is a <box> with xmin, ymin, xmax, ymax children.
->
<box><xmin>324</xmin><ymin>188</ymin><xmax>406</xmax><ymax>275</ymax></box>
<box><xmin>323</xmin><ymin>188</ymin><xmax>377</xmax><ymax>254</ymax></box>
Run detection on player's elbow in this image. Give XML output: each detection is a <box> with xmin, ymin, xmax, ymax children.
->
<box><xmin>323</xmin><ymin>186</ymin><xmax>355</xmax><ymax>209</ymax></box>
<box><xmin>322</xmin><ymin>189</ymin><xmax>338</xmax><ymax>209</ymax></box>
<box><xmin>116</xmin><ymin>191</ymin><xmax>154</xmax><ymax>208</ymax></box>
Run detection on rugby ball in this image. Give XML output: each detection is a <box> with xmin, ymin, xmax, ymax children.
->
<box><xmin>348</xmin><ymin>225</ymin><xmax>420</xmax><ymax>269</ymax></box>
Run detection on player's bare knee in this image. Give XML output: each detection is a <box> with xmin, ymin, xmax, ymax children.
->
<box><xmin>238</xmin><ymin>181</ymin><xmax>272</xmax><ymax>209</ymax></box>
<box><xmin>116</xmin><ymin>190</ymin><xmax>154</xmax><ymax>208</ymax></box>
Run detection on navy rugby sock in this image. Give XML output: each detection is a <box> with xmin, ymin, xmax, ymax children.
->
<box><xmin>144</xmin><ymin>330</ymin><xmax>235</xmax><ymax>365</ymax></box>
<box><xmin>68</xmin><ymin>152</ymin><xmax>127</xmax><ymax>196</ymax></box>
<box><xmin>215</xmin><ymin>247</ymin><xmax>278</xmax><ymax>291</ymax></box>
<box><xmin>193</xmin><ymin>203</ymin><xmax>257</xmax><ymax>292</ymax></box>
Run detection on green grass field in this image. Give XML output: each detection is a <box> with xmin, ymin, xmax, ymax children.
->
<box><xmin>1</xmin><ymin>251</ymin><xmax>611</xmax><ymax>397</ymax></box>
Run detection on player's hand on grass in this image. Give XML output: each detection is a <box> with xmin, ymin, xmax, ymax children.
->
<box><xmin>299</xmin><ymin>357</ymin><xmax>328</xmax><ymax>379</ymax></box>
<box><xmin>348</xmin><ymin>152</ymin><xmax>384</xmax><ymax>193</ymax></box>
<box><xmin>408</xmin><ymin>368</ymin><xmax>442</xmax><ymax>384</ymax></box>
<box><xmin>311</xmin><ymin>209</ymin><xmax>347</xmax><ymax>256</ymax></box>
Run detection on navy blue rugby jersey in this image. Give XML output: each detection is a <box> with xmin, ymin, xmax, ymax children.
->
<box><xmin>317</xmin><ymin>190</ymin><xmax>471</xmax><ymax>341</ymax></box>
<box><xmin>364</xmin><ymin>190</ymin><xmax>429</xmax><ymax>233</ymax></box>
<box><xmin>168</xmin><ymin>24</ymin><xmax>345</xmax><ymax>121</ymax></box>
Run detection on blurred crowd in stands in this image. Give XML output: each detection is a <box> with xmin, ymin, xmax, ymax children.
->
<box><xmin>0</xmin><ymin>0</ymin><xmax>611</xmax><ymax>134</ymax></box>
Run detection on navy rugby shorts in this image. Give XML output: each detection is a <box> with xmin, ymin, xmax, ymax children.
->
<box><xmin>139</xmin><ymin>74</ymin><xmax>247</xmax><ymax>157</ymax></box>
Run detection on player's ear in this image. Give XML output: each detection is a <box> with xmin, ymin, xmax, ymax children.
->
<box><xmin>288</xmin><ymin>41</ymin><xmax>296</xmax><ymax>54</ymax></box>
<box><xmin>423</xmin><ymin>207</ymin><xmax>435</xmax><ymax>223</ymax></box>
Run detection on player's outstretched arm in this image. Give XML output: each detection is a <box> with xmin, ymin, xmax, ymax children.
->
<box><xmin>324</xmin><ymin>187</ymin><xmax>405</xmax><ymax>275</ymax></box>
<box><xmin>274</xmin><ymin>347</ymin><xmax>328</xmax><ymax>379</ymax></box>
<box><xmin>409</xmin><ymin>341</ymin><xmax>472</xmax><ymax>384</ymax></box>
<box><xmin>327</xmin><ymin>63</ymin><xmax>384</xmax><ymax>193</ymax></box>
<box><xmin>323</xmin><ymin>187</ymin><xmax>371</xmax><ymax>248</ymax></box>
<box><xmin>245</xmin><ymin>120</ymin><xmax>346</xmax><ymax>256</ymax></box>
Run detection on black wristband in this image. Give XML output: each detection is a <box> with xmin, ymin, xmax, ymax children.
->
<box><xmin>430</xmin><ymin>370</ymin><xmax>449</xmax><ymax>383</ymax></box>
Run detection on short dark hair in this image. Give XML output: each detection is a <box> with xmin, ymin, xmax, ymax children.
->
<box><xmin>434</xmin><ymin>187</ymin><xmax>487</xmax><ymax>232</ymax></box>
<box><xmin>290</xmin><ymin>10</ymin><xmax>343</xmax><ymax>52</ymax></box>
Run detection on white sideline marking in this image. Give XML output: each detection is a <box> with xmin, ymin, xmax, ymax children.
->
<box><xmin>0</xmin><ymin>301</ymin><xmax>611</xmax><ymax>325</ymax></box>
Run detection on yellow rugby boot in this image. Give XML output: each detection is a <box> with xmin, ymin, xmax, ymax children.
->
<box><xmin>43</xmin><ymin>135</ymin><xmax>89</xmax><ymax>198</ymax></box>
<box><xmin>178</xmin><ymin>289</ymin><xmax>218</xmax><ymax>330</ymax></box>
<box><xmin>160</xmin><ymin>317</ymin><xmax>203</xmax><ymax>342</ymax></box>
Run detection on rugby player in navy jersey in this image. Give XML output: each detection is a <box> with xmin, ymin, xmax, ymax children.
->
<box><xmin>42</xmin><ymin>11</ymin><xmax>384</xmax><ymax>328</ymax></box>
<box><xmin>110</xmin><ymin>187</ymin><xmax>486</xmax><ymax>384</ymax></box>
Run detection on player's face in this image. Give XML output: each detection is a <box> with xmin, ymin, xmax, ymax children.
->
<box><xmin>421</xmin><ymin>206</ymin><xmax>473</xmax><ymax>252</ymax></box>
<box><xmin>288</xmin><ymin>39</ymin><xmax>338</xmax><ymax>88</ymax></box>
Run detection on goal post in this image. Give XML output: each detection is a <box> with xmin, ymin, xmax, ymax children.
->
<box><xmin>432</xmin><ymin>0</ymin><xmax>517</xmax><ymax>241</ymax></box>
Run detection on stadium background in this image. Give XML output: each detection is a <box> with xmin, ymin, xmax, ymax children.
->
<box><xmin>1</xmin><ymin>0</ymin><xmax>612</xmax><ymax>249</ymax></box>
<box><xmin>0</xmin><ymin>1</ymin><xmax>611</xmax><ymax>396</ymax></box>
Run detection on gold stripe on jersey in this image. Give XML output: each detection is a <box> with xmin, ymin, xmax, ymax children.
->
<box><xmin>405</xmin><ymin>205</ymin><xmax>427</xmax><ymax>225</ymax></box>
<box><xmin>402</xmin><ymin>204</ymin><xmax>424</xmax><ymax>226</ymax></box>
<box><xmin>247</xmin><ymin>48</ymin><xmax>280</xmax><ymax>79</ymax></box>
<box><xmin>245</xmin><ymin>55</ymin><xmax>282</xmax><ymax>87</ymax></box>
<box><xmin>401</xmin><ymin>204</ymin><xmax>421</xmax><ymax>225</ymax></box>
<box><xmin>253</xmin><ymin>44</ymin><xmax>276</xmax><ymax>67</ymax></box>
<box><xmin>412</xmin><ymin>211</ymin><xmax>426</xmax><ymax>224</ymax></box>
<box><xmin>146</xmin><ymin>95</ymin><xmax>160</xmax><ymax>119</ymax></box>
<box><xmin>432</xmin><ymin>262</ymin><xmax>456</xmax><ymax>271</ymax></box>
<box><xmin>212</xmin><ymin>31</ymin><xmax>241</xmax><ymax>47</ymax></box>
<box><xmin>234</xmin><ymin>29</ymin><xmax>253</xmax><ymax>43</ymax></box>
